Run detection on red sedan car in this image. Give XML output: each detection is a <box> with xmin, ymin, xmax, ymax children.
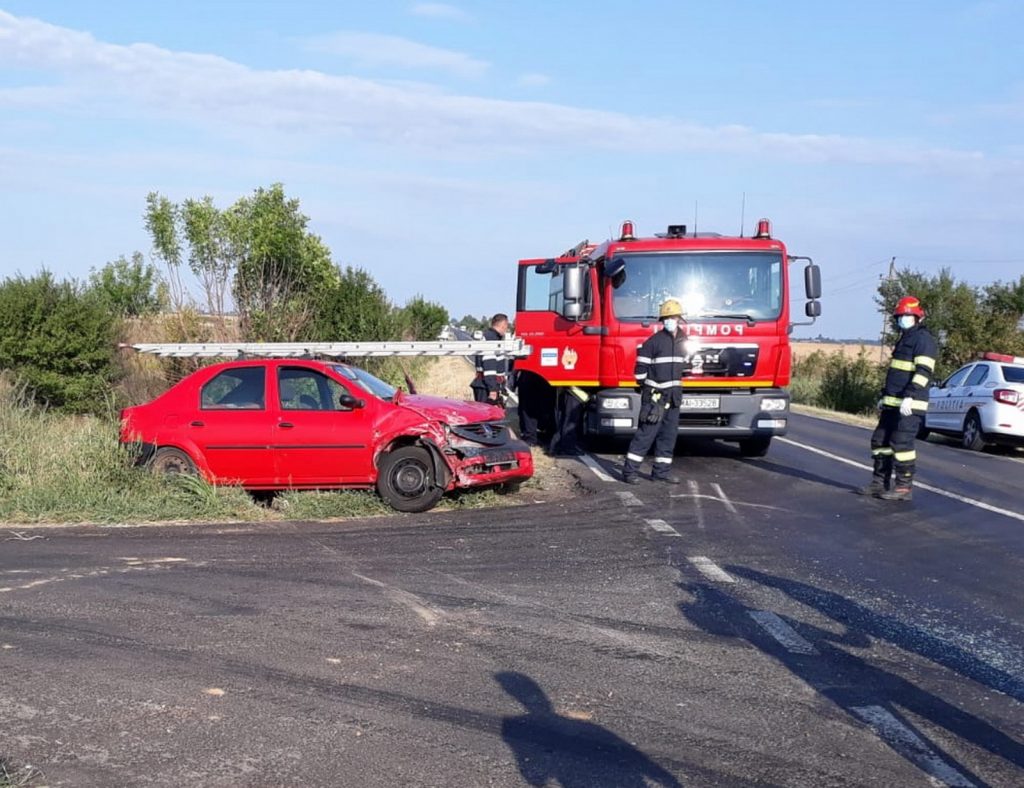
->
<box><xmin>119</xmin><ymin>359</ymin><xmax>533</xmax><ymax>512</ymax></box>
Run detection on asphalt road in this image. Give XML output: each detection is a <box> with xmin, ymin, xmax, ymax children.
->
<box><xmin>1</xmin><ymin>412</ymin><xmax>1022</xmax><ymax>786</ymax></box>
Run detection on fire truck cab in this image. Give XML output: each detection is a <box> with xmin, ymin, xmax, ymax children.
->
<box><xmin>513</xmin><ymin>219</ymin><xmax>821</xmax><ymax>456</ymax></box>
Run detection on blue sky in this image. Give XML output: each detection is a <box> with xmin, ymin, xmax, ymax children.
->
<box><xmin>1</xmin><ymin>1</ymin><xmax>1022</xmax><ymax>338</ymax></box>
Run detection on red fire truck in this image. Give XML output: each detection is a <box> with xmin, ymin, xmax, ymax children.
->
<box><xmin>513</xmin><ymin>219</ymin><xmax>821</xmax><ymax>456</ymax></box>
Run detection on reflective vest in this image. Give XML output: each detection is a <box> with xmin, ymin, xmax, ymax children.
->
<box><xmin>881</xmin><ymin>325</ymin><xmax>937</xmax><ymax>412</ymax></box>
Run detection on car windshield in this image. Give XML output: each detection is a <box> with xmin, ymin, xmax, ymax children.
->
<box><xmin>1002</xmin><ymin>366</ymin><xmax>1024</xmax><ymax>383</ymax></box>
<box><xmin>612</xmin><ymin>252</ymin><xmax>783</xmax><ymax>321</ymax></box>
<box><xmin>332</xmin><ymin>364</ymin><xmax>397</xmax><ymax>401</ymax></box>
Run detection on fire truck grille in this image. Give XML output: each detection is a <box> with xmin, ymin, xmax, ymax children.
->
<box><xmin>450</xmin><ymin>422</ymin><xmax>509</xmax><ymax>446</ymax></box>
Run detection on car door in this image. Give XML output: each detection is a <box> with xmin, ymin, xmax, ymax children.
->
<box><xmin>271</xmin><ymin>365</ymin><xmax>375</xmax><ymax>486</ymax></box>
<box><xmin>955</xmin><ymin>364</ymin><xmax>990</xmax><ymax>431</ymax></box>
<box><xmin>929</xmin><ymin>365</ymin><xmax>971</xmax><ymax>431</ymax></box>
<box><xmin>191</xmin><ymin>365</ymin><xmax>277</xmax><ymax>485</ymax></box>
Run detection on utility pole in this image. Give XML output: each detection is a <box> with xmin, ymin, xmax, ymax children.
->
<box><xmin>879</xmin><ymin>257</ymin><xmax>896</xmax><ymax>364</ymax></box>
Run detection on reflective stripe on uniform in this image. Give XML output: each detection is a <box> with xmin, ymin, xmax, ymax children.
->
<box><xmin>644</xmin><ymin>379</ymin><xmax>682</xmax><ymax>389</ymax></box>
<box><xmin>913</xmin><ymin>355</ymin><xmax>936</xmax><ymax>370</ymax></box>
<box><xmin>882</xmin><ymin>395</ymin><xmax>929</xmax><ymax>411</ymax></box>
<box><xmin>626</xmin><ymin>453</ymin><xmax>645</xmax><ymax>463</ymax></box>
<box><xmin>653</xmin><ymin>457</ymin><xmax>673</xmax><ymax>464</ymax></box>
<box><xmin>893</xmin><ymin>450</ymin><xmax>916</xmax><ymax>462</ymax></box>
<box><xmin>635</xmin><ymin>373</ymin><xmax>648</xmax><ymax>381</ymax></box>
<box><xmin>872</xmin><ymin>447</ymin><xmax>894</xmax><ymax>456</ymax></box>
<box><xmin>881</xmin><ymin>395</ymin><xmax>903</xmax><ymax>407</ymax></box>
<box><xmin>912</xmin><ymin>373</ymin><xmax>929</xmax><ymax>387</ymax></box>
<box><xmin>483</xmin><ymin>371</ymin><xmax>498</xmax><ymax>376</ymax></box>
<box><xmin>636</xmin><ymin>356</ymin><xmax>652</xmax><ymax>364</ymax></box>
<box><xmin>569</xmin><ymin>386</ymin><xmax>589</xmax><ymax>402</ymax></box>
<box><xmin>650</xmin><ymin>357</ymin><xmax>687</xmax><ymax>364</ymax></box>
<box><xmin>889</xmin><ymin>359</ymin><xmax>915</xmax><ymax>371</ymax></box>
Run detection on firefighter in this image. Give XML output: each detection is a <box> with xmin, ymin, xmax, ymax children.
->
<box><xmin>470</xmin><ymin>313</ymin><xmax>510</xmax><ymax>406</ymax></box>
<box><xmin>857</xmin><ymin>296</ymin><xmax>937</xmax><ymax>501</ymax></box>
<box><xmin>622</xmin><ymin>299</ymin><xmax>688</xmax><ymax>484</ymax></box>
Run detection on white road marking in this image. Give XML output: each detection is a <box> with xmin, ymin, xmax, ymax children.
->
<box><xmin>579</xmin><ymin>452</ymin><xmax>615</xmax><ymax>482</ymax></box>
<box><xmin>777</xmin><ymin>437</ymin><xmax>1024</xmax><ymax>524</ymax></box>
<box><xmin>850</xmin><ymin>705</ymin><xmax>975</xmax><ymax>787</ymax></box>
<box><xmin>711</xmin><ymin>482</ymin><xmax>739</xmax><ymax>516</ymax></box>
<box><xmin>644</xmin><ymin>518</ymin><xmax>680</xmax><ymax>537</ymax></box>
<box><xmin>352</xmin><ymin>572</ymin><xmax>442</xmax><ymax>626</ymax></box>
<box><xmin>0</xmin><ymin>559</ymin><xmax>196</xmax><ymax>594</ymax></box>
<box><xmin>688</xmin><ymin>556</ymin><xmax>735</xmax><ymax>583</ymax></box>
<box><xmin>615</xmin><ymin>491</ymin><xmax>643</xmax><ymax>508</ymax></box>
<box><xmin>747</xmin><ymin>611</ymin><xmax>819</xmax><ymax>655</ymax></box>
<box><xmin>688</xmin><ymin>480</ymin><xmax>705</xmax><ymax>529</ymax></box>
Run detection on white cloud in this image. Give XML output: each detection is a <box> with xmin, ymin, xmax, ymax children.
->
<box><xmin>305</xmin><ymin>31</ymin><xmax>488</xmax><ymax>78</ymax></box>
<box><xmin>517</xmin><ymin>72</ymin><xmax>551</xmax><ymax>88</ymax></box>
<box><xmin>410</xmin><ymin>3</ymin><xmax>468</xmax><ymax>21</ymax></box>
<box><xmin>0</xmin><ymin>11</ymin><xmax>1012</xmax><ymax>175</ymax></box>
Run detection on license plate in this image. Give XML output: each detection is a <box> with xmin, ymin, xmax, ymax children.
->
<box><xmin>679</xmin><ymin>397</ymin><xmax>720</xmax><ymax>410</ymax></box>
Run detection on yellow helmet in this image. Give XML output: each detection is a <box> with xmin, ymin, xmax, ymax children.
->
<box><xmin>659</xmin><ymin>298</ymin><xmax>684</xmax><ymax>319</ymax></box>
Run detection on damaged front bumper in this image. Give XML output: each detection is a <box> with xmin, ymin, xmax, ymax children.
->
<box><xmin>443</xmin><ymin>422</ymin><xmax>535</xmax><ymax>489</ymax></box>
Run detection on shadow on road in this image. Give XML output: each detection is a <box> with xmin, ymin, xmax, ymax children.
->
<box><xmin>677</xmin><ymin>568</ymin><xmax>1024</xmax><ymax>784</ymax></box>
<box><xmin>496</xmin><ymin>671</ymin><xmax>682</xmax><ymax>787</ymax></box>
<box><xmin>739</xmin><ymin>457</ymin><xmax>862</xmax><ymax>493</ymax></box>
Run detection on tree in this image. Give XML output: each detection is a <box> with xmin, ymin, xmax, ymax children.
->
<box><xmin>877</xmin><ymin>267</ymin><xmax>1024</xmax><ymax>377</ymax></box>
<box><xmin>228</xmin><ymin>184</ymin><xmax>337</xmax><ymax>341</ymax></box>
<box><xmin>0</xmin><ymin>272</ymin><xmax>118</xmax><ymax>414</ymax></box>
<box><xmin>397</xmin><ymin>295</ymin><xmax>449</xmax><ymax>340</ymax></box>
<box><xmin>144</xmin><ymin>184</ymin><xmax>337</xmax><ymax>341</ymax></box>
<box><xmin>88</xmin><ymin>252</ymin><xmax>164</xmax><ymax>317</ymax></box>
<box><xmin>311</xmin><ymin>266</ymin><xmax>398</xmax><ymax>342</ymax></box>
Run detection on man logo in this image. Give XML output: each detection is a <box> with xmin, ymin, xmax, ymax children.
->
<box><xmin>561</xmin><ymin>347</ymin><xmax>578</xmax><ymax>370</ymax></box>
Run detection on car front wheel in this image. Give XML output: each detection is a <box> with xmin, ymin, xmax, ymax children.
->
<box><xmin>376</xmin><ymin>446</ymin><xmax>445</xmax><ymax>513</ymax></box>
<box><xmin>961</xmin><ymin>411</ymin><xmax>986</xmax><ymax>451</ymax></box>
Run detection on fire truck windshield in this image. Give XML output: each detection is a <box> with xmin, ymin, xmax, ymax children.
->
<box><xmin>611</xmin><ymin>252</ymin><xmax>783</xmax><ymax>322</ymax></box>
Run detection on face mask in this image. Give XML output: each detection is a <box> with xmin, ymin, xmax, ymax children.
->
<box><xmin>662</xmin><ymin>318</ymin><xmax>678</xmax><ymax>334</ymax></box>
<box><xmin>897</xmin><ymin>315</ymin><xmax>915</xmax><ymax>330</ymax></box>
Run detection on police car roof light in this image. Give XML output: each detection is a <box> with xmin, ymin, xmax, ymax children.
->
<box><xmin>981</xmin><ymin>352</ymin><xmax>1024</xmax><ymax>364</ymax></box>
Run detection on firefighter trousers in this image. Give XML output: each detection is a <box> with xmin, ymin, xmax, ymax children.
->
<box><xmin>623</xmin><ymin>407</ymin><xmax>680</xmax><ymax>478</ymax></box>
<box><xmin>870</xmin><ymin>407</ymin><xmax>920</xmax><ymax>487</ymax></box>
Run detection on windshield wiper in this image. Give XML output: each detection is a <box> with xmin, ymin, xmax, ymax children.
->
<box><xmin>703</xmin><ymin>312</ymin><xmax>757</xmax><ymax>326</ymax></box>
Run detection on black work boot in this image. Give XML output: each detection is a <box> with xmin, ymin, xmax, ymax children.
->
<box><xmin>879</xmin><ymin>484</ymin><xmax>912</xmax><ymax>502</ymax></box>
<box><xmin>856</xmin><ymin>478</ymin><xmax>887</xmax><ymax>497</ymax></box>
<box><xmin>622</xmin><ymin>472</ymin><xmax>640</xmax><ymax>485</ymax></box>
<box><xmin>651</xmin><ymin>474</ymin><xmax>682</xmax><ymax>485</ymax></box>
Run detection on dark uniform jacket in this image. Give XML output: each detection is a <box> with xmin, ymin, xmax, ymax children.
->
<box><xmin>474</xmin><ymin>327</ymin><xmax>507</xmax><ymax>394</ymax></box>
<box><xmin>881</xmin><ymin>324</ymin><xmax>938</xmax><ymax>412</ymax></box>
<box><xmin>635</xmin><ymin>329</ymin><xmax>687</xmax><ymax>408</ymax></box>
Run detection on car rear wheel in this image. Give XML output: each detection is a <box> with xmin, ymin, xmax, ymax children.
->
<box><xmin>376</xmin><ymin>446</ymin><xmax>445</xmax><ymax>513</ymax></box>
<box><xmin>150</xmin><ymin>447</ymin><xmax>197</xmax><ymax>476</ymax></box>
<box><xmin>961</xmin><ymin>411</ymin><xmax>986</xmax><ymax>451</ymax></box>
<box><xmin>738</xmin><ymin>437</ymin><xmax>772</xmax><ymax>457</ymax></box>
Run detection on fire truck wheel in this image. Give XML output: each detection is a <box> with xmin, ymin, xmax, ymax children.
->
<box><xmin>150</xmin><ymin>447</ymin><xmax>197</xmax><ymax>476</ymax></box>
<box><xmin>738</xmin><ymin>437</ymin><xmax>771</xmax><ymax>457</ymax></box>
<box><xmin>377</xmin><ymin>446</ymin><xmax>445</xmax><ymax>513</ymax></box>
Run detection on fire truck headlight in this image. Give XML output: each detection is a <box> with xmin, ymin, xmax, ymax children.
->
<box><xmin>601</xmin><ymin>397</ymin><xmax>631</xmax><ymax>410</ymax></box>
<box><xmin>762</xmin><ymin>398</ymin><xmax>788</xmax><ymax>412</ymax></box>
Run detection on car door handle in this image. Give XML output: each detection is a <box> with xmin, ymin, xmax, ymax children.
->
<box><xmin>278</xmin><ymin>422</ymin><xmax>295</xmax><ymax>429</ymax></box>
<box><xmin>190</xmin><ymin>420</ymin><xmax>204</xmax><ymax>427</ymax></box>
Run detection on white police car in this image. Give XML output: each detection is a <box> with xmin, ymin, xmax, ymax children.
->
<box><xmin>921</xmin><ymin>353</ymin><xmax>1024</xmax><ymax>450</ymax></box>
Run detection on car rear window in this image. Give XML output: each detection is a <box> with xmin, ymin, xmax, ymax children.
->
<box><xmin>1002</xmin><ymin>366</ymin><xmax>1024</xmax><ymax>383</ymax></box>
<box><xmin>202</xmin><ymin>367</ymin><xmax>266</xmax><ymax>410</ymax></box>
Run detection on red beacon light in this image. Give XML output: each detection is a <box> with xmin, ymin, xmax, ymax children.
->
<box><xmin>754</xmin><ymin>218</ymin><xmax>772</xmax><ymax>239</ymax></box>
<box><xmin>619</xmin><ymin>220</ymin><xmax>636</xmax><ymax>241</ymax></box>
<box><xmin>981</xmin><ymin>352</ymin><xmax>1024</xmax><ymax>364</ymax></box>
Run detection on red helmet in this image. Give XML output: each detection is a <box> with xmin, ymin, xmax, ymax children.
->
<box><xmin>893</xmin><ymin>296</ymin><xmax>925</xmax><ymax>318</ymax></box>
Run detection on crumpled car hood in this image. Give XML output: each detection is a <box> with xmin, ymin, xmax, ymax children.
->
<box><xmin>398</xmin><ymin>394</ymin><xmax>504</xmax><ymax>425</ymax></box>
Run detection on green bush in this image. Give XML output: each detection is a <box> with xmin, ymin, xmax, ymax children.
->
<box><xmin>790</xmin><ymin>349</ymin><xmax>882</xmax><ymax>415</ymax></box>
<box><xmin>0</xmin><ymin>272</ymin><xmax>119</xmax><ymax>414</ymax></box>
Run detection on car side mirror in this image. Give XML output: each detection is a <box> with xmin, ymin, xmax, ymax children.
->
<box><xmin>338</xmin><ymin>393</ymin><xmax>365</xmax><ymax>410</ymax></box>
<box><xmin>804</xmin><ymin>263</ymin><xmax>821</xmax><ymax>300</ymax></box>
<box><xmin>805</xmin><ymin>300</ymin><xmax>821</xmax><ymax>318</ymax></box>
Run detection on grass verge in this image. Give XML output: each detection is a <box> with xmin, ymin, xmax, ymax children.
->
<box><xmin>0</xmin><ymin>757</ymin><xmax>43</xmax><ymax>788</ymax></box>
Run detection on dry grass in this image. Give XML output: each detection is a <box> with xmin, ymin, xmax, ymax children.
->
<box><xmin>792</xmin><ymin>341</ymin><xmax>887</xmax><ymax>364</ymax></box>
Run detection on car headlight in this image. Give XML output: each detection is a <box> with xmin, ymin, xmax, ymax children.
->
<box><xmin>762</xmin><ymin>398</ymin><xmax>788</xmax><ymax>411</ymax></box>
<box><xmin>601</xmin><ymin>397</ymin><xmax>631</xmax><ymax>410</ymax></box>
